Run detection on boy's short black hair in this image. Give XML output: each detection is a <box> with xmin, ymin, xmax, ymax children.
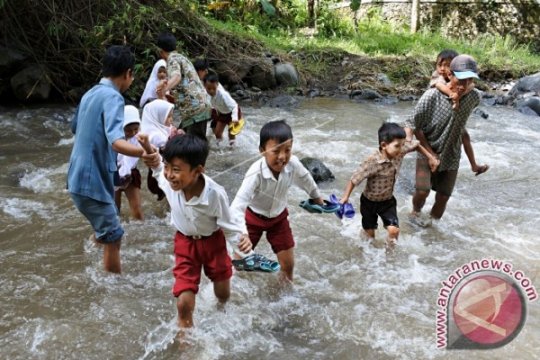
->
<box><xmin>102</xmin><ymin>46</ymin><xmax>135</xmax><ymax>77</ymax></box>
<box><xmin>163</xmin><ymin>134</ymin><xmax>209</xmax><ymax>169</ymax></box>
<box><xmin>436</xmin><ymin>49</ymin><xmax>459</xmax><ymax>64</ymax></box>
<box><xmin>193</xmin><ymin>58</ymin><xmax>209</xmax><ymax>72</ymax></box>
<box><xmin>259</xmin><ymin>120</ymin><xmax>293</xmax><ymax>149</ymax></box>
<box><xmin>156</xmin><ymin>32</ymin><xmax>177</xmax><ymax>52</ymax></box>
<box><xmin>378</xmin><ymin>122</ymin><xmax>406</xmax><ymax>148</ymax></box>
<box><xmin>204</xmin><ymin>73</ymin><xmax>219</xmax><ymax>83</ymax></box>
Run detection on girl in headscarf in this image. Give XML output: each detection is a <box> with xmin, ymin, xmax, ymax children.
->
<box><xmin>139</xmin><ymin>59</ymin><xmax>168</xmax><ymax>108</ymax></box>
<box><xmin>141</xmin><ymin>99</ymin><xmax>176</xmax><ymax>200</ymax></box>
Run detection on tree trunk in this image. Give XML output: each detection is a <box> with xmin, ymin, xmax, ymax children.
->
<box><xmin>308</xmin><ymin>0</ymin><xmax>315</xmax><ymax>28</ymax></box>
<box><xmin>411</xmin><ymin>0</ymin><xmax>420</xmax><ymax>33</ymax></box>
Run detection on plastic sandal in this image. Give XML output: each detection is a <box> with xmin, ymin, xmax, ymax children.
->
<box><xmin>299</xmin><ymin>199</ymin><xmax>340</xmax><ymax>214</ymax></box>
<box><xmin>328</xmin><ymin>194</ymin><xmax>356</xmax><ymax>219</ymax></box>
<box><xmin>232</xmin><ymin>253</ymin><xmax>280</xmax><ymax>273</ymax></box>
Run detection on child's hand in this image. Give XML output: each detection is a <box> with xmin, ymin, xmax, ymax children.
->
<box><xmin>428</xmin><ymin>156</ymin><xmax>440</xmax><ymax>173</ymax></box>
<box><xmin>142</xmin><ymin>151</ymin><xmax>161</xmax><ymax>169</ymax></box>
<box><xmin>136</xmin><ymin>134</ymin><xmax>153</xmax><ymax>154</ymax></box>
<box><xmin>472</xmin><ymin>164</ymin><xmax>489</xmax><ymax>176</ymax></box>
<box><xmin>168</xmin><ymin>126</ymin><xmax>185</xmax><ymax>139</ymax></box>
<box><xmin>338</xmin><ymin>196</ymin><xmax>349</xmax><ymax>205</ymax></box>
<box><xmin>238</xmin><ymin>234</ymin><xmax>253</xmax><ymax>254</ymax></box>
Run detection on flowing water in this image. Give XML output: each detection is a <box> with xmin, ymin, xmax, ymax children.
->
<box><xmin>0</xmin><ymin>98</ymin><xmax>539</xmax><ymax>359</ymax></box>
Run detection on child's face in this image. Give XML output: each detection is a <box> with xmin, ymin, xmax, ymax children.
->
<box><xmin>197</xmin><ymin>69</ymin><xmax>208</xmax><ymax>81</ymax></box>
<box><xmin>124</xmin><ymin>123</ymin><xmax>140</xmax><ymax>139</ymax></box>
<box><xmin>381</xmin><ymin>138</ymin><xmax>404</xmax><ymax>159</ymax></box>
<box><xmin>260</xmin><ymin>139</ymin><xmax>293</xmax><ymax>176</ymax></box>
<box><xmin>157</xmin><ymin>67</ymin><xmax>167</xmax><ymax>80</ymax></box>
<box><xmin>205</xmin><ymin>81</ymin><xmax>218</xmax><ymax>97</ymax></box>
<box><xmin>164</xmin><ymin>157</ymin><xmax>203</xmax><ymax>192</ymax></box>
<box><xmin>436</xmin><ymin>59</ymin><xmax>452</xmax><ymax>79</ymax></box>
<box><xmin>449</xmin><ymin>73</ymin><xmax>474</xmax><ymax>96</ymax></box>
<box><xmin>165</xmin><ymin>109</ymin><xmax>174</xmax><ymax>127</ymax></box>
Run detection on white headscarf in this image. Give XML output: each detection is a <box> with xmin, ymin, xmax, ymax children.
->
<box><xmin>141</xmin><ymin>99</ymin><xmax>175</xmax><ymax>148</ymax></box>
<box><xmin>139</xmin><ymin>59</ymin><xmax>167</xmax><ymax>108</ymax></box>
<box><xmin>117</xmin><ymin>106</ymin><xmax>141</xmax><ymax>178</ymax></box>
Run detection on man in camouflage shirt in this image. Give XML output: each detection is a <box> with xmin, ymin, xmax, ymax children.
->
<box><xmin>157</xmin><ymin>33</ymin><xmax>211</xmax><ymax>140</ymax></box>
<box><xmin>403</xmin><ymin>55</ymin><xmax>488</xmax><ymax>222</ymax></box>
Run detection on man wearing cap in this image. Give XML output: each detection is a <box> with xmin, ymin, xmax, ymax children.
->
<box><xmin>157</xmin><ymin>32</ymin><xmax>211</xmax><ymax>140</ymax></box>
<box><xmin>403</xmin><ymin>54</ymin><xmax>489</xmax><ymax>223</ymax></box>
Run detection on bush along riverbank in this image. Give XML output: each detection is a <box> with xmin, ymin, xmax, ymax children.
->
<box><xmin>1</xmin><ymin>1</ymin><xmax>539</xmax><ymax>116</ymax></box>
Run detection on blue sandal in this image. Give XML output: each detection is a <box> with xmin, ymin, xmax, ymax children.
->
<box><xmin>328</xmin><ymin>194</ymin><xmax>355</xmax><ymax>219</ymax></box>
<box><xmin>299</xmin><ymin>199</ymin><xmax>341</xmax><ymax>214</ymax></box>
<box><xmin>232</xmin><ymin>253</ymin><xmax>280</xmax><ymax>273</ymax></box>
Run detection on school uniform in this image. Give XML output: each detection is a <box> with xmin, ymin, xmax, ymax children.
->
<box><xmin>152</xmin><ymin>163</ymin><xmax>248</xmax><ymax>296</ymax></box>
<box><xmin>210</xmin><ymin>84</ymin><xmax>241</xmax><ymax>128</ymax></box>
<box><xmin>230</xmin><ymin>156</ymin><xmax>321</xmax><ymax>253</ymax></box>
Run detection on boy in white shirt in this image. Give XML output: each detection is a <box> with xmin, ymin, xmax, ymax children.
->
<box><xmin>204</xmin><ymin>73</ymin><xmax>243</xmax><ymax>146</ymax></box>
<box><xmin>231</xmin><ymin>120</ymin><xmax>325</xmax><ymax>282</ymax></box>
<box><xmin>140</xmin><ymin>134</ymin><xmax>258</xmax><ymax>328</ymax></box>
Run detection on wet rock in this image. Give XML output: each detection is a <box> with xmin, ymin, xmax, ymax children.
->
<box><xmin>516</xmin><ymin>97</ymin><xmax>540</xmax><ymax>116</ymax></box>
<box><xmin>398</xmin><ymin>94</ymin><xmax>417</xmax><ymax>102</ymax></box>
<box><xmin>265</xmin><ymin>95</ymin><xmax>299</xmax><ymax>109</ymax></box>
<box><xmin>300</xmin><ymin>157</ymin><xmax>335</xmax><ymax>183</ymax></box>
<box><xmin>10</xmin><ymin>66</ymin><xmax>51</xmax><ymax>101</ymax></box>
<box><xmin>212</xmin><ymin>59</ymin><xmax>251</xmax><ymax>86</ymax></box>
<box><xmin>376</xmin><ymin>96</ymin><xmax>398</xmax><ymax>105</ymax></box>
<box><xmin>251</xmin><ymin>86</ymin><xmax>261</xmax><ymax>93</ymax></box>
<box><xmin>482</xmin><ymin>97</ymin><xmax>497</xmax><ymax>106</ymax></box>
<box><xmin>509</xmin><ymin>72</ymin><xmax>540</xmax><ymax>98</ymax></box>
<box><xmin>350</xmin><ymin>88</ymin><xmax>382</xmax><ymax>100</ymax></box>
<box><xmin>243</xmin><ymin>58</ymin><xmax>276</xmax><ymax>90</ymax></box>
<box><xmin>307</xmin><ymin>88</ymin><xmax>321</xmax><ymax>98</ymax></box>
<box><xmin>377</xmin><ymin>73</ymin><xmax>393</xmax><ymax>87</ymax></box>
<box><xmin>274</xmin><ymin>63</ymin><xmax>299</xmax><ymax>86</ymax></box>
<box><xmin>230</xmin><ymin>84</ymin><xmax>244</xmax><ymax>93</ymax></box>
<box><xmin>0</xmin><ymin>46</ymin><xmax>25</xmax><ymax>74</ymax></box>
<box><xmin>494</xmin><ymin>95</ymin><xmax>512</xmax><ymax>106</ymax></box>
<box><xmin>473</xmin><ymin>108</ymin><xmax>489</xmax><ymax>119</ymax></box>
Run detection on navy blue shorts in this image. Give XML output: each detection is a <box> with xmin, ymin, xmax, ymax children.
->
<box><xmin>360</xmin><ymin>194</ymin><xmax>399</xmax><ymax>230</ymax></box>
<box><xmin>71</xmin><ymin>193</ymin><xmax>124</xmax><ymax>244</ymax></box>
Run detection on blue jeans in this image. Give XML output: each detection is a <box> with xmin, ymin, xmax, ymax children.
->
<box><xmin>70</xmin><ymin>193</ymin><xmax>124</xmax><ymax>244</ymax></box>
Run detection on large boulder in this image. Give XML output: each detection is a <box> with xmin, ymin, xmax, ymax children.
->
<box><xmin>300</xmin><ymin>157</ymin><xmax>335</xmax><ymax>183</ymax></box>
<box><xmin>350</xmin><ymin>88</ymin><xmax>383</xmax><ymax>101</ymax></box>
<box><xmin>509</xmin><ymin>72</ymin><xmax>540</xmax><ymax>98</ymax></box>
<box><xmin>10</xmin><ymin>66</ymin><xmax>51</xmax><ymax>101</ymax></box>
<box><xmin>0</xmin><ymin>46</ymin><xmax>25</xmax><ymax>74</ymax></box>
<box><xmin>274</xmin><ymin>62</ymin><xmax>299</xmax><ymax>86</ymax></box>
<box><xmin>516</xmin><ymin>97</ymin><xmax>540</xmax><ymax>117</ymax></box>
<box><xmin>243</xmin><ymin>58</ymin><xmax>276</xmax><ymax>90</ymax></box>
<box><xmin>212</xmin><ymin>59</ymin><xmax>252</xmax><ymax>86</ymax></box>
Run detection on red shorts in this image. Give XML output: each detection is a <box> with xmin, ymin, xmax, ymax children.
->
<box><xmin>172</xmin><ymin>229</ymin><xmax>232</xmax><ymax>297</ymax></box>
<box><xmin>245</xmin><ymin>208</ymin><xmax>294</xmax><ymax>254</ymax></box>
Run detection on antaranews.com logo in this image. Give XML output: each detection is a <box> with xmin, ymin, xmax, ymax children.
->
<box><xmin>436</xmin><ymin>258</ymin><xmax>537</xmax><ymax>349</ymax></box>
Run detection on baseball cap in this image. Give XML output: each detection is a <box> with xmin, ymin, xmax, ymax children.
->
<box><xmin>450</xmin><ymin>55</ymin><xmax>479</xmax><ymax>80</ymax></box>
<box><xmin>124</xmin><ymin>105</ymin><xmax>141</xmax><ymax>127</ymax></box>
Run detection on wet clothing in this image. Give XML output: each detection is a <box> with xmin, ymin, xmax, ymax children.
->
<box><xmin>360</xmin><ymin>194</ymin><xmax>399</xmax><ymax>230</ymax></box>
<box><xmin>245</xmin><ymin>208</ymin><xmax>294</xmax><ymax>254</ymax></box>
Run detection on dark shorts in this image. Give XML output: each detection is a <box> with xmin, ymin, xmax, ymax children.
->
<box><xmin>147</xmin><ymin>168</ymin><xmax>165</xmax><ymax>201</ymax></box>
<box><xmin>115</xmin><ymin>168</ymin><xmax>142</xmax><ymax>191</ymax></box>
<box><xmin>211</xmin><ymin>107</ymin><xmax>243</xmax><ymax>127</ymax></box>
<box><xmin>415</xmin><ymin>156</ymin><xmax>458</xmax><ymax>197</ymax></box>
<box><xmin>70</xmin><ymin>193</ymin><xmax>124</xmax><ymax>244</ymax></box>
<box><xmin>184</xmin><ymin>119</ymin><xmax>208</xmax><ymax>140</ymax></box>
<box><xmin>245</xmin><ymin>208</ymin><xmax>295</xmax><ymax>254</ymax></box>
<box><xmin>172</xmin><ymin>229</ymin><xmax>232</xmax><ymax>297</ymax></box>
<box><xmin>360</xmin><ymin>194</ymin><xmax>399</xmax><ymax>230</ymax></box>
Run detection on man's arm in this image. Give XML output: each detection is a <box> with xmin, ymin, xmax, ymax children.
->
<box><xmin>416</xmin><ymin>143</ymin><xmax>440</xmax><ymax>172</ymax></box>
<box><xmin>415</xmin><ymin>129</ymin><xmax>437</xmax><ymax>159</ymax></box>
<box><xmin>462</xmin><ymin>129</ymin><xmax>489</xmax><ymax>176</ymax></box>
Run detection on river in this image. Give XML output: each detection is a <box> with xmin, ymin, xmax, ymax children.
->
<box><xmin>0</xmin><ymin>98</ymin><xmax>538</xmax><ymax>359</ymax></box>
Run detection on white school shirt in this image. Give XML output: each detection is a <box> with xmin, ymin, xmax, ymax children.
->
<box><xmin>153</xmin><ymin>163</ymin><xmax>249</xmax><ymax>256</ymax></box>
<box><xmin>211</xmin><ymin>84</ymin><xmax>239</xmax><ymax>121</ymax></box>
<box><xmin>230</xmin><ymin>156</ymin><xmax>321</xmax><ymax>232</ymax></box>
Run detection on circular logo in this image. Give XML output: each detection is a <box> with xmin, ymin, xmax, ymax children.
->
<box><xmin>452</xmin><ymin>274</ymin><xmax>526</xmax><ymax>347</ymax></box>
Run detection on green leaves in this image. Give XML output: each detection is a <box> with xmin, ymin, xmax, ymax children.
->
<box><xmin>350</xmin><ymin>0</ymin><xmax>361</xmax><ymax>12</ymax></box>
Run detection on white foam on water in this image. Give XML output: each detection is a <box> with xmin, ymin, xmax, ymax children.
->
<box><xmin>57</xmin><ymin>137</ymin><xmax>75</xmax><ymax>146</ymax></box>
<box><xmin>19</xmin><ymin>164</ymin><xmax>68</xmax><ymax>193</ymax></box>
<box><xmin>0</xmin><ymin>197</ymin><xmax>55</xmax><ymax>220</ymax></box>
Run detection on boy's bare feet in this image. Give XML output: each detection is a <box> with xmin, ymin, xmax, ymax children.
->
<box><xmin>89</xmin><ymin>234</ymin><xmax>102</xmax><ymax>247</ymax></box>
<box><xmin>409</xmin><ymin>211</ymin><xmax>432</xmax><ymax>228</ymax></box>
